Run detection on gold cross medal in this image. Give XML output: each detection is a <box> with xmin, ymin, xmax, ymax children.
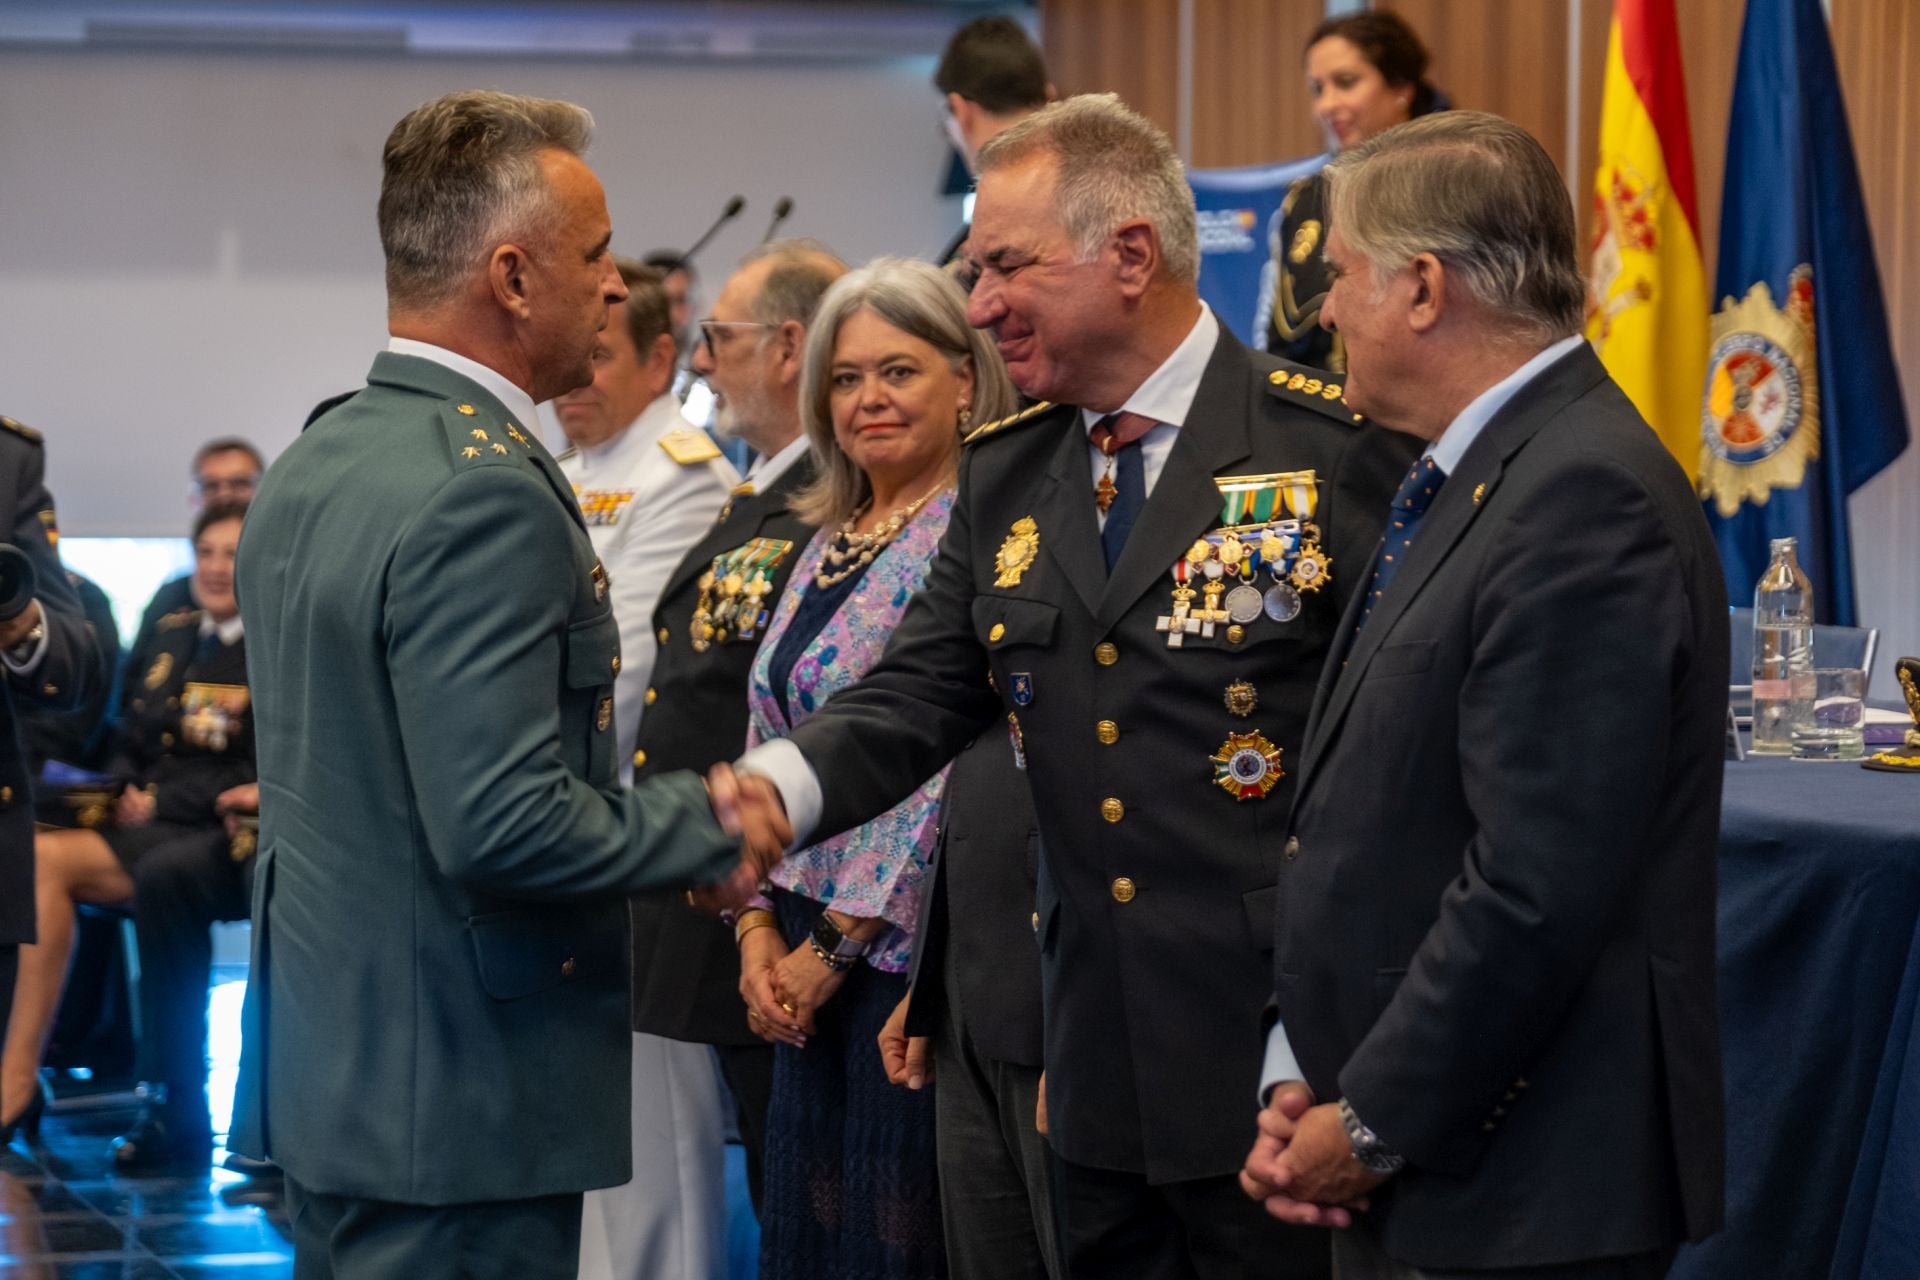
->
<box><xmin>1211</xmin><ymin>730</ymin><xmax>1284</xmax><ymax>800</ymax></box>
<box><xmin>732</xmin><ymin>538</ymin><xmax>793</xmax><ymax>642</ymax></box>
<box><xmin>1279</xmin><ymin>472</ymin><xmax>1331</xmax><ymax>596</ymax></box>
<box><xmin>1156</xmin><ymin>554</ymin><xmax>1203</xmax><ymax>647</ymax></box>
<box><xmin>995</xmin><ymin>517</ymin><xmax>1040</xmax><ymax>588</ymax></box>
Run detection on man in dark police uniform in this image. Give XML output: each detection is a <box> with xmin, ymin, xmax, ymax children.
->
<box><xmin>230</xmin><ymin>90</ymin><xmax>782</xmax><ymax>1278</ymax></box>
<box><xmin>737</xmin><ymin>94</ymin><xmax>1413</xmax><ymax>1279</ymax></box>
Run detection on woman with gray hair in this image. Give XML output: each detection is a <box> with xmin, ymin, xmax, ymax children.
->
<box><xmin>731</xmin><ymin>255</ymin><xmax>1014</xmax><ymax>1279</ymax></box>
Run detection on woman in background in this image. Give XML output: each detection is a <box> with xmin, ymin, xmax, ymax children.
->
<box><xmin>1266</xmin><ymin>9</ymin><xmax>1446</xmax><ymax>369</ymax></box>
<box><xmin>734</xmin><ymin>256</ymin><xmax>1014</xmax><ymax>1280</ymax></box>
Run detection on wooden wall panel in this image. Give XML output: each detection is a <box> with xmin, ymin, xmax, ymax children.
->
<box><xmin>1039</xmin><ymin>0</ymin><xmax>1181</xmax><ymax>144</ymax></box>
<box><xmin>1379</xmin><ymin>0</ymin><xmax>1569</xmax><ymax>170</ymax></box>
<box><xmin>1833</xmin><ymin>0</ymin><xmax>1920</xmax><ymax>671</ymax></box>
<box><xmin>1189</xmin><ymin>0</ymin><xmax>1326</xmax><ymax>168</ymax></box>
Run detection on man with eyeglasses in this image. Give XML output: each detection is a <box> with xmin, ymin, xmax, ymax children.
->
<box><xmin>623</xmin><ymin>240</ymin><xmax>844</xmax><ymax>1226</ymax></box>
<box><xmin>126</xmin><ymin>438</ymin><xmax>266</xmax><ymax>689</ymax></box>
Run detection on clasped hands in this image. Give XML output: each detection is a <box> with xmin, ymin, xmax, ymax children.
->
<box><xmin>693</xmin><ymin>762</ymin><xmax>793</xmax><ymax>912</ymax></box>
<box><xmin>1239</xmin><ymin>1083</ymin><xmax>1390</xmax><ymax>1228</ymax></box>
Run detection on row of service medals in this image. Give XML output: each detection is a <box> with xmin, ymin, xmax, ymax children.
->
<box><xmin>1156</xmin><ymin>470</ymin><xmax>1331</xmax><ymax>650</ymax></box>
<box><xmin>690</xmin><ymin>537</ymin><xmax>792</xmax><ymax>652</ymax></box>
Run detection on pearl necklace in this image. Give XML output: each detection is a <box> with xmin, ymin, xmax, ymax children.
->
<box><xmin>814</xmin><ymin>488</ymin><xmax>942</xmax><ymax>589</ymax></box>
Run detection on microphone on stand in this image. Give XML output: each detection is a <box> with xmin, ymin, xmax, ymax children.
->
<box><xmin>682</xmin><ymin>194</ymin><xmax>746</xmax><ymax>263</ymax></box>
<box><xmin>761</xmin><ymin>197</ymin><xmax>794</xmax><ymax>244</ymax></box>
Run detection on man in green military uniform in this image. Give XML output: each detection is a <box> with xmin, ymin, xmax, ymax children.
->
<box><xmin>230</xmin><ymin>90</ymin><xmax>784</xmax><ymax>1278</ymax></box>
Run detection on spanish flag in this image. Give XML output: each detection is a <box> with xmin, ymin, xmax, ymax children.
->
<box><xmin>1585</xmin><ymin>0</ymin><xmax>1708</xmax><ymax>480</ymax></box>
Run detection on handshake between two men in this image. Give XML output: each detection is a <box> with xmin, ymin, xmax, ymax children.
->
<box><xmin>694</xmin><ymin>762</ymin><xmax>794</xmax><ymax>913</ymax></box>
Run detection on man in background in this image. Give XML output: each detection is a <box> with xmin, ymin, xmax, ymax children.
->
<box><xmin>933</xmin><ymin>15</ymin><xmax>1054</xmax><ymax>272</ymax></box>
<box><xmin>556</xmin><ymin>256</ymin><xmax>740</xmax><ymax>1280</ymax></box>
<box><xmin>625</xmin><ymin>241</ymin><xmax>844</xmax><ymax>1227</ymax></box>
<box><xmin>129</xmin><ymin>438</ymin><xmax>264</xmax><ymax>657</ymax></box>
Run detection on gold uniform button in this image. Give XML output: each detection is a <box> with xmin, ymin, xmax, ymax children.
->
<box><xmin>561</xmin><ymin>957</ymin><xmax>578</xmax><ymax>978</ymax></box>
<box><xmin>1101</xmin><ymin>797</ymin><xmax>1124</xmax><ymax>823</ymax></box>
<box><xmin>1111</xmin><ymin>876</ymin><xmax>1137</xmax><ymax>903</ymax></box>
<box><xmin>0</xmin><ymin>786</ymin><xmax>11</xmax><ymax>804</ymax></box>
<box><xmin>645</xmin><ymin>687</ymin><xmax>657</xmax><ymax>706</ymax></box>
<box><xmin>657</xmin><ymin>627</ymin><xmax>670</xmax><ymax>645</ymax></box>
<box><xmin>610</xmin><ymin>655</ymin><xmax>622</xmax><ymax>675</ymax></box>
<box><xmin>43</xmin><ymin>684</ymin><xmax>58</xmax><ymax>697</ymax></box>
<box><xmin>161</xmin><ymin>732</ymin><xmax>175</xmax><ymax>747</ymax></box>
<box><xmin>1226</xmin><ymin>624</ymin><xmax>1246</xmax><ymax>644</ymax></box>
<box><xmin>1094</xmin><ymin>642</ymin><xmax>1120</xmax><ymax>666</ymax></box>
<box><xmin>633</xmin><ymin>749</ymin><xmax>647</xmax><ymax>769</ymax></box>
<box><xmin>1096</xmin><ymin>720</ymin><xmax>1119</xmax><ymax>745</ymax></box>
<box><xmin>989</xmin><ymin>622</ymin><xmax>1006</xmax><ymax>642</ymax></box>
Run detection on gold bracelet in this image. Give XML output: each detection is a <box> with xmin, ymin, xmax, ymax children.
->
<box><xmin>733</xmin><ymin>909</ymin><xmax>777</xmax><ymax>946</ymax></box>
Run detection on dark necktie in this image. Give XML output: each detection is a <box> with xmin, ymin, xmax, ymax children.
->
<box><xmin>1354</xmin><ymin>457</ymin><xmax>1447</xmax><ymax>634</ymax></box>
<box><xmin>192</xmin><ymin>627</ymin><xmax>223</xmax><ymax>669</ymax></box>
<box><xmin>1091</xmin><ymin>412</ymin><xmax>1154</xmax><ymax>572</ymax></box>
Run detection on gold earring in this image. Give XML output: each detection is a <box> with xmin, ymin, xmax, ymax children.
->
<box><xmin>958</xmin><ymin>404</ymin><xmax>972</xmax><ymax>430</ymax></box>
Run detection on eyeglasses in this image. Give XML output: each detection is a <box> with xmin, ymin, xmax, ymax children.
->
<box><xmin>697</xmin><ymin>319</ymin><xmax>771</xmax><ymax>358</ymax></box>
<box><xmin>195</xmin><ymin>476</ymin><xmax>258</xmax><ymax>498</ymax></box>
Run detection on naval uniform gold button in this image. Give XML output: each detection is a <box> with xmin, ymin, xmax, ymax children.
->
<box><xmin>1096</xmin><ymin>720</ymin><xmax>1119</xmax><ymax>745</ymax></box>
<box><xmin>1101</xmin><ymin>797</ymin><xmax>1124</xmax><ymax>823</ymax></box>
<box><xmin>161</xmin><ymin>732</ymin><xmax>175</xmax><ymax>747</ymax></box>
<box><xmin>1283</xmin><ymin>836</ymin><xmax>1300</xmax><ymax>861</ymax></box>
<box><xmin>561</xmin><ymin>957</ymin><xmax>578</xmax><ymax>977</ymax></box>
<box><xmin>633</xmin><ymin>749</ymin><xmax>647</xmax><ymax>768</ymax></box>
<box><xmin>1111</xmin><ymin>876</ymin><xmax>1137</xmax><ymax>903</ymax></box>
<box><xmin>657</xmin><ymin>627</ymin><xmax>670</xmax><ymax>645</ymax></box>
<box><xmin>610</xmin><ymin>655</ymin><xmax>621</xmax><ymax>675</ymax></box>
<box><xmin>645</xmin><ymin>687</ymin><xmax>657</xmax><ymax>706</ymax></box>
<box><xmin>989</xmin><ymin>622</ymin><xmax>1006</xmax><ymax>642</ymax></box>
<box><xmin>1226</xmin><ymin>624</ymin><xmax>1245</xmax><ymax>644</ymax></box>
<box><xmin>1094</xmin><ymin>641</ymin><xmax>1119</xmax><ymax>666</ymax></box>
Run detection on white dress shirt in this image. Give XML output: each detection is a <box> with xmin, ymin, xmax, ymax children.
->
<box><xmin>744</xmin><ymin>433</ymin><xmax>813</xmax><ymax>491</ymax></box>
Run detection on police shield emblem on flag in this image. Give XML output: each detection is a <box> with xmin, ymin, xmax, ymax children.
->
<box><xmin>1700</xmin><ymin>268</ymin><xmax>1821</xmax><ymax>518</ymax></box>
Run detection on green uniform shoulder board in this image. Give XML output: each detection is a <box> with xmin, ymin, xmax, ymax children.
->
<box><xmin>1262</xmin><ymin>361</ymin><xmax>1365</xmax><ymax>426</ymax></box>
<box><xmin>0</xmin><ymin>415</ymin><xmax>44</xmax><ymax>444</ymax></box>
<box><xmin>443</xmin><ymin>401</ymin><xmax>537</xmax><ymax>467</ymax></box>
<box><xmin>963</xmin><ymin>401</ymin><xmax>1058</xmax><ymax>446</ymax></box>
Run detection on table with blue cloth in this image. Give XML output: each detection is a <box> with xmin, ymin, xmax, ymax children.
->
<box><xmin>1671</xmin><ymin>749</ymin><xmax>1920</xmax><ymax>1280</ymax></box>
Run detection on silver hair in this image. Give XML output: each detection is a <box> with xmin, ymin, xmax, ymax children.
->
<box><xmin>792</xmin><ymin>257</ymin><xmax>1018</xmax><ymax>526</ymax></box>
<box><xmin>1321</xmin><ymin>111</ymin><xmax>1586</xmax><ymax>343</ymax></box>
<box><xmin>736</xmin><ymin>239</ymin><xmax>849</xmax><ymax>334</ymax></box>
<box><xmin>976</xmin><ymin>93</ymin><xmax>1200</xmax><ymax>284</ymax></box>
<box><xmin>379</xmin><ymin>90</ymin><xmax>593</xmax><ymax>310</ymax></box>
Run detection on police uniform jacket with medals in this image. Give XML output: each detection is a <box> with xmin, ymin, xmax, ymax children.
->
<box><xmin>628</xmin><ymin>436</ymin><xmax>817</xmax><ymax>1046</ymax></box>
<box><xmin>110</xmin><ymin>607</ymin><xmax>253</xmax><ymax>853</ymax></box>
<box><xmin>229</xmin><ymin>344</ymin><xmax>740</xmax><ymax>1205</ymax></box>
<box><xmin>1264</xmin><ymin>171</ymin><xmax>1344</xmax><ymax>373</ymax></box>
<box><xmin>761</xmin><ymin>310</ymin><xmax>1418</xmax><ymax>1184</ymax></box>
<box><xmin>557</xmin><ymin>391</ymin><xmax>739</xmax><ymax>783</ymax></box>
<box><xmin>0</xmin><ymin>415</ymin><xmax>98</xmax><ymax>949</ymax></box>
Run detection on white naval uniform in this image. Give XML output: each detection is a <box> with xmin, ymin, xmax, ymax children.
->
<box><xmin>559</xmin><ymin>393</ymin><xmax>738</xmax><ymax>1280</ymax></box>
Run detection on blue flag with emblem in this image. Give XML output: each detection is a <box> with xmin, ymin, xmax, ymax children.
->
<box><xmin>1698</xmin><ymin>0</ymin><xmax>1909</xmax><ymax>625</ymax></box>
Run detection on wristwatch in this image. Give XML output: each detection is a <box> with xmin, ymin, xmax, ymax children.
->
<box><xmin>809</xmin><ymin>913</ymin><xmax>872</xmax><ymax>972</ymax></box>
<box><xmin>1338</xmin><ymin>1096</ymin><xmax>1407</xmax><ymax>1175</ymax></box>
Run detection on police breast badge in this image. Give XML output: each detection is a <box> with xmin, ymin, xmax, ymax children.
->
<box><xmin>995</xmin><ymin>517</ymin><xmax>1040</xmax><ymax>588</ymax></box>
<box><xmin>1700</xmin><ymin>265</ymin><xmax>1821</xmax><ymax>518</ymax></box>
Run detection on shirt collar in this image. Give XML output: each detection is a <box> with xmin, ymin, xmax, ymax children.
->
<box><xmin>386</xmin><ymin>337</ymin><xmax>543</xmax><ymax>435</ymax></box>
<box><xmin>198</xmin><ymin>612</ymin><xmax>245</xmax><ymax>645</ymax></box>
<box><xmin>1080</xmin><ymin>304</ymin><xmax>1219</xmax><ymax>433</ymax></box>
<box><xmin>746</xmin><ymin>434</ymin><xmax>812</xmax><ymax>488</ymax></box>
<box><xmin>1426</xmin><ymin>334</ymin><xmax>1585</xmax><ymax>474</ymax></box>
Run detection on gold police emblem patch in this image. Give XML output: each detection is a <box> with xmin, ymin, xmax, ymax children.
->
<box><xmin>995</xmin><ymin>517</ymin><xmax>1040</xmax><ymax>588</ymax></box>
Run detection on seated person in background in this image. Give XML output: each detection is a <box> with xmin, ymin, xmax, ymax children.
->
<box><xmin>23</xmin><ymin>568</ymin><xmax>121</xmax><ymax>777</ymax></box>
<box><xmin>0</xmin><ymin>501</ymin><xmax>255</xmax><ymax>1165</ymax></box>
<box><xmin>129</xmin><ymin>438</ymin><xmax>262</xmax><ymax>658</ymax></box>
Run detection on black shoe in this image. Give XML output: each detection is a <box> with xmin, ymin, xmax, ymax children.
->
<box><xmin>1</xmin><ymin>1076</ymin><xmax>51</xmax><ymax>1144</ymax></box>
<box><xmin>110</xmin><ymin>1105</ymin><xmax>213</xmax><ymax>1171</ymax></box>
